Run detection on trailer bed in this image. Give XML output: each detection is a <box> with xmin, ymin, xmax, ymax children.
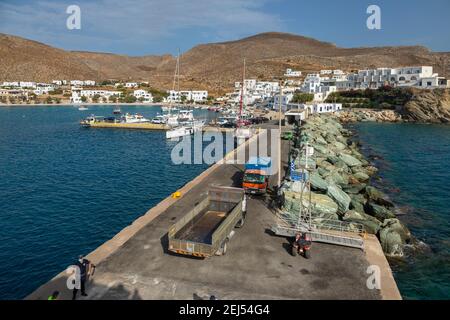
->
<box><xmin>176</xmin><ymin>210</ymin><xmax>228</xmax><ymax>243</ymax></box>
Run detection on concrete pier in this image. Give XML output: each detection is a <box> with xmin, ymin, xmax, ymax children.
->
<box><xmin>27</xmin><ymin>125</ymin><xmax>401</xmax><ymax>300</ymax></box>
<box><xmin>84</xmin><ymin>122</ymin><xmax>234</xmax><ymax>133</ymax></box>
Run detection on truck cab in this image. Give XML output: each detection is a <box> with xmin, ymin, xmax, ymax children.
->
<box><xmin>243</xmin><ymin>157</ymin><xmax>272</xmax><ymax>195</ymax></box>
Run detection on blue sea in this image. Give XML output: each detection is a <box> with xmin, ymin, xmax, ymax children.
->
<box><xmin>0</xmin><ymin>105</ymin><xmax>220</xmax><ymax>300</ymax></box>
<box><xmin>353</xmin><ymin>122</ymin><xmax>450</xmax><ymax>300</ymax></box>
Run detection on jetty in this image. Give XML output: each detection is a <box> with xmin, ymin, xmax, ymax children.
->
<box><xmin>83</xmin><ymin>121</ymin><xmax>235</xmax><ymax>133</ymax></box>
<box><xmin>28</xmin><ymin>122</ymin><xmax>401</xmax><ymax>300</ymax></box>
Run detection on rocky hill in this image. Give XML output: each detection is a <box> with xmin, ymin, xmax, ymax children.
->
<box><xmin>1</xmin><ymin>32</ymin><xmax>449</xmax><ymax>94</ymax></box>
<box><xmin>401</xmin><ymin>88</ymin><xmax>450</xmax><ymax>123</ymax></box>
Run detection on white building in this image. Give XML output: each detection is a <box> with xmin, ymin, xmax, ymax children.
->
<box><xmin>71</xmin><ymin>89</ymin><xmax>122</xmax><ymax>103</ymax></box>
<box><xmin>19</xmin><ymin>81</ymin><xmax>36</xmax><ymax>88</ymax></box>
<box><xmin>1</xmin><ymin>81</ymin><xmax>19</xmax><ymax>87</ymax></box>
<box><xmin>133</xmin><ymin>89</ymin><xmax>153</xmax><ymax>102</ymax></box>
<box><xmin>33</xmin><ymin>85</ymin><xmax>54</xmax><ymax>95</ymax></box>
<box><xmin>125</xmin><ymin>82</ymin><xmax>138</xmax><ymax>88</ymax></box>
<box><xmin>167</xmin><ymin>90</ymin><xmax>208</xmax><ymax>103</ymax></box>
<box><xmin>338</xmin><ymin>66</ymin><xmax>447</xmax><ymax>90</ymax></box>
<box><xmin>284</xmin><ymin>68</ymin><xmax>302</xmax><ymax>77</ymax></box>
<box><xmin>83</xmin><ymin>80</ymin><xmax>96</xmax><ymax>86</ymax></box>
<box><xmin>70</xmin><ymin>80</ymin><xmax>84</xmax><ymax>86</ymax></box>
<box><xmin>52</xmin><ymin>80</ymin><xmax>68</xmax><ymax>86</ymax></box>
<box><xmin>233</xmin><ymin>79</ymin><xmax>280</xmax><ymax>105</ymax></box>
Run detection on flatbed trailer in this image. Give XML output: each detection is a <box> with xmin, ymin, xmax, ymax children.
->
<box><xmin>168</xmin><ymin>186</ymin><xmax>246</xmax><ymax>258</ymax></box>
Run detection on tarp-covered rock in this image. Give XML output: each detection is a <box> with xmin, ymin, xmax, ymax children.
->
<box><xmin>326</xmin><ymin>184</ymin><xmax>351</xmax><ymax>214</ymax></box>
<box><xmin>339</xmin><ymin>154</ymin><xmax>363</xmax><ymax>167</ymax></box>
<box><xmin>365</xmin><ymin>202</ymin><xmax>396</xmax><ymax>221</ymax></box>
<box><xmin>365</xmin><ymin>186</ymin><xmax>394</xmax><ymax>208</ymax></box>
<box><xmin>379</xmin><ymin>219</ymin><xmax>411</xmax><ymax>257</ymax></box>
<box><xmin>342</xmin><ymin>210</ymin><xmax>382</xmax><ymax>234</ymax></box>
<box><xmin>310</xmin><ymin>172</ymin><xmax>328</xmax><ymax>192</ymax></box>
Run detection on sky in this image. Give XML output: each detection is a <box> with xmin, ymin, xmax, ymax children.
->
<box><xmin>0</xmin><ymin>0</ymin><xmax>449</xmax><ymax>56</ymax></box>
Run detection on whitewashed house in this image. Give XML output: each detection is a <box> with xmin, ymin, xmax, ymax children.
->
<box><xmin>284</xmin><ymin>68</ymin><xmax>302</xmax><ymax>77</ymax></box>
<box><xmin>83</xmin><ymin>80</ymin><xmax>96</xmax><ymax>86</ymax></box>
<box><xmin>125</xmin><ymin>82</ymin><xmax>138</xmax><ymax>88</ymax></box>
<box><xmin>19</xmin><ymin>81</ymin><xmax>37</xmax><ymax>88</ymax></box>
<box><xmin>133</xmin><ymin>89</ymin><xmax>153</xmax><ymax>102</ymax></box>
<box><xmin>70</xmin><ymin>80</ymin><xmax>85</xmax><ymax>86</ymax></box>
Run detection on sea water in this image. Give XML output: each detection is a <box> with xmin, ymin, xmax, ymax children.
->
<box><xmin>0</xmin><ymin>105</ymin><xmax>220</xmax><ymax>299</ymax></box>
<box><xmin>353</xmin><ymin>122</ymin><xmax>450</xmax><ymax>300</ymax></box>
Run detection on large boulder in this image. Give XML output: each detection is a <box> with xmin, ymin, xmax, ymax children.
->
<box><xmin>349</xmin><ymin>194</ymin><xmax>366</xmax><ymax>213</ymax></box>
<box><xmin>379</xmin><ymin>219</ymin><xmax>411</xmax><ymax>257</ymax></box>
<box><xmin>310</xmin><ymin>172</ymin><xmax>329</xmax><ymax>192</ymax></box>
<box><xmin>339</xmin><ymin>154</ymin><xmax>363</xmax><ymax>167</ymax></box>
<box><xmin>342</xmin><ymin>183</ymin><xmax>367</xmax><ymax>195</ymax></box>
<box><xmin>365</xmin><ymin>186</ymin><xmax>394</xmax><ymax>208</ymax></box>
<box><xmin>353</xmin><ymin>171</ymin><xmax>370</xmax><ymax>182</ymax></box>
<box><xmin>365</xmin><ymin>202</ymin><xmax>396</xmax><ymax>221</ymax></box>
<box><xmin>342</xmin><ymin>210</ymin><xmax>382</xmax><ymax>234</ymax></box>
<box><xmin>283</xmin><ymin>191</ymin><xmax>339</xmax><ymax>220</ymax></box>
<box><xmin>309</xmin><ymin>193</ymin><xmax>339</xmax><ymax>220</ymax></box>
<box><xmin>326</xmin><ymin>184</ymin><xmax>351</xmax><ymax>215</ymax></box>
<box><xmin>324</xmin><ymin>171</ymin><xmax>349</xmax><ymax>187</ymax></box>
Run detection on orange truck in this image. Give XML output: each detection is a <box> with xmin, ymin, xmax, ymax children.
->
<box><xmin>243</xmin><ymin>157</ymin><xmax>272</xmax><ymax>195</ymax></box>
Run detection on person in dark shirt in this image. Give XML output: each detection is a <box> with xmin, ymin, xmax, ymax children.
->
<box><xmin>72</xmin><ymin>255</ymin><xmax>95</xmax><ymax>300</ymax></box>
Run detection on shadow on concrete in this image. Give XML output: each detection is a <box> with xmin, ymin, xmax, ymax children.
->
<box><xmin>27</xmin><ymin>272</ymin><xmax>144</xmax><ymax>300</ymax></box>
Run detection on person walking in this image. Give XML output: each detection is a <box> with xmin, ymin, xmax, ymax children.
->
<box><xmin>72</xmin><ymin>255</ymin><xmax>95</xmax><ymax>300</ymax></box>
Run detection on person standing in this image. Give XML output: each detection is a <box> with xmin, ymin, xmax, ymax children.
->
<box><xmin>72</xmin><ymin>255</ymin><xmax>95</xmax><ymax>300</ymax></box>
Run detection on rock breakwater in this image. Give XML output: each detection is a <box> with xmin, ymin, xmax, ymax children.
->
<box><xmin>280</xmin><ymin>114</ymin><xmax>411</xmax><ymax>257</ymax></box>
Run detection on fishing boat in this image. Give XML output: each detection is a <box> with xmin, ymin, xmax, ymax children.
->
<box><xmin>166</xmin><ymin>126</ymin><xmax>193</xmax><ymax>139</ymax></box>
<box><xmin>121</xmin><ymin>113</ymin><xmax>150</xmax><ymax>123</ymax></box>
<box><xmin>78</xmin><ymin>105</ymin><xmax>89</xmax><ymax>111</ymax></box>
<box><xmin>165</xmin><ymin>119</ymin><xmax>205</xmax><ymax>140</ymax></box>
<box><xmin>177</xmin><ymin>109</ymin><xmax>194</xmax><ymax>123</ymax></box>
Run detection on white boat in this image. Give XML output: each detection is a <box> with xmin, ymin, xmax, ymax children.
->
<box><xmin>78</xmin><ymin>105</ymin><xmax>89</xmax><ymax>111</ymax></box>
<box><xmin>166</xmin><ymin>120</ymin><xmax>205</xmax><ymax>139</ymax></box>
<box><xmin>151</xmin><ymin>115</ymin><xmax>166</xmax><ymax>124</ymax></box>
<box><xmin>162</xmin><ymin>106</ymin><xmax>179</xmax><ymax>112</ymax></box>
<box><xmin>166</xmin><ymin>126</ymin><xmax>193</xmax><ymax>139</ymax></box>
<box><xmin>113</xmin><ymin>107</ymin><xmax>121</xmax><ymax>114</ymax></box>
<box><xmin>121</xmin><ymin>113</ymin><xmax>150</xmax><ymax>123</ymax></box>
<box><xmin>177</xmin><ymin>109</ymin><xmax>194</xmax><ymax>123</ymax></box>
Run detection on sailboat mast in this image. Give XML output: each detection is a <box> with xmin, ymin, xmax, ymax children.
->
<box><xmin>238</xmin><ymin>58</ymin><xmax>246</xmax><ymax>127</ymax></box>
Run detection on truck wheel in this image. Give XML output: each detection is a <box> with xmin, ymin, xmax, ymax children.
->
<box><xmin>304</xmin><ymin>250</ymin><xmax>311</xmax><ymax>259</ymax></box>
<box><xmin>235</xmin><ymin>213</ymin><xmax>246</xmax><ymax>228</ymax></box>
<box><xmin>221</xmin><ymin>239</ymin><xmax>228</xmax><ymax>255</ymax></box>
<box><xmin>291</xmin><ymin>245</ymin><xmax>297</xmax><ymax>257</ymax></box>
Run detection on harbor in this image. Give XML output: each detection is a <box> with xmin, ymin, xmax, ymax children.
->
<box><xmin>27</xmin><ymin>120</ymin><xmax>401</xmax><ymax>300</ymax></box>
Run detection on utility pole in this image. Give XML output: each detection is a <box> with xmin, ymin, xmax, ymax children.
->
<box><xmin>277</xmin><ymin>85</ymin><xmax>282</xmax><ymax>188</ymax></box>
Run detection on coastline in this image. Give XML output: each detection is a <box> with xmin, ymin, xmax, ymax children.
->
<box><xmin>0</xmin><ymin>102</ymin><xmax>211</xmax><ymax>108</ymax></box>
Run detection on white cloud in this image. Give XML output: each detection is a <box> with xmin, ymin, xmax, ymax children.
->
<box><xmin>0</xmin><ymin>0</ymin><xmax>284</xmax><ymax>54</ymax></box>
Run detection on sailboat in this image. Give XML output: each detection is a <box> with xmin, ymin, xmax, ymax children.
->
<box><xmin>235</xmin><ymin>58</ymin><xmax>254</xmax><ymax>145</ymax></box>
<box><xmin>166</xmin><ymin>49</ymin><xmax>204</xmax><ymax>139</ymax></box>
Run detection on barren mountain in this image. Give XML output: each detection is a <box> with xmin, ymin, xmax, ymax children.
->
<box><xmin>1</xmin><ymin>32</ymin><xmax>449</xmax><ymax>94</ymax></box>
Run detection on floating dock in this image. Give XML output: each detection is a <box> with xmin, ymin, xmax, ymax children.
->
<box><xmin>27</xmin><ymin>124</ymin><xmax>401</xmax><ymax>300</ymax></box>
